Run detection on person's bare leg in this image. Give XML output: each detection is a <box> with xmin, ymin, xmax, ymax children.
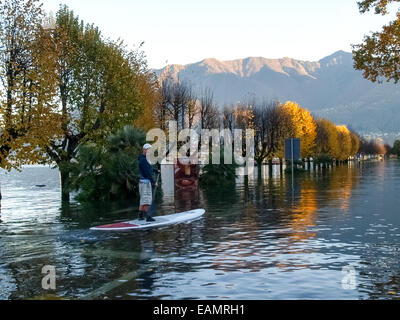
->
<box><xmin>143</xmin><ymin>204</ymin><xmax>155</xmax><ymax>222</ymax></box>
<box><xmin>139</xmin><ymin>205</ymin><xmax>149</xmax><ymax>220</ymax></box>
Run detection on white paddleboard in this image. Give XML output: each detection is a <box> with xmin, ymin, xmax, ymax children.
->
<box><xmin>90</xmin><ymin>209</ymin><xmax>205</xmax><ymax>231</ymax></box>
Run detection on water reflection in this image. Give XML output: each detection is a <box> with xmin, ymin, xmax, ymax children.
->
<box><xmin>0</xmin><ymin>161</ymin><xmax>399</xmax><ymax>299</ymax></box>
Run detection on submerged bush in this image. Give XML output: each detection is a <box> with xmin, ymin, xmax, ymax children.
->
<box><xmin>285</xmin><ymin>159</ymin><xmax>306</xmax><ymax>174</ymax></box>
<box><xmin>200</xmin><ymin>150</ymin><xmax>238</xmax><ymax>186</ymax></box>
<box><xmin>70</xmin><ymin>126</ymin><xmax>146</xmax><ymax>202</ymax></box>
<box><xmin>284</xmin><ymin>166</ymin><xmax>306</xmax><ymax>174</ymax></box>
<box><xmin>315</xmin><ymin>153</ymin><xmax>333</xmax><ymax>165</ymax></box>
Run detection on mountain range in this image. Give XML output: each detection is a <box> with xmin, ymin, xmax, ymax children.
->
<box><xmin>155</xmin><ymin>51</ymin><xmax>400</xmax><ymax>143</ymax></box>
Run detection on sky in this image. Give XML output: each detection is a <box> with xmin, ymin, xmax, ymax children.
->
<box><xmin>41</xmin><ymin>0</ymin><xmax>398</xmax><ymax>69</ymax></box>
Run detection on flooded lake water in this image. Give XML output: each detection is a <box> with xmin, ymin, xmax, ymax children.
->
<box><xmin>0</xmin><ymin>161</ymin><xmax>399</xmax><ymax>300</ymax></box>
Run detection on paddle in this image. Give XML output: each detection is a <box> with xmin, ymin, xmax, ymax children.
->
<box><xmin>149</xmin><ymin>173</ymin><xmax>161</xmax><ymax>217</ymax></box>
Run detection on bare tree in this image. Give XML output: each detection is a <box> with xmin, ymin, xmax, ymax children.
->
<box><xmin>222</xmin><ymin>105</ymin><xmax>235</xmax><ymax>131</ymax></box>
<box><xmin>155</xmin><ymin>78</ymin><xmax>170</xmax><ymax>130</ymax></box>
<box><xmin>198</xmin><ymin>88</ymin><xmax>220</xmax><ymax>130</ymax></box>
<box><xmin>156</xmin><ymin>78</ymin><xmax>196</xmax><ymax>130</ymax></box>
<box><xmin>187</xmin><ymin>96</ymin><xmax>197</xmax><ymax>129</ymax></box>
<box><xmin>253</xmin><ymin>100</ymin><xmax>291</xmax><ymax>169</ymax></box>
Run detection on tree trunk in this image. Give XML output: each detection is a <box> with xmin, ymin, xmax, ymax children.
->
<box><xmin>268</xmin><ymin>159</ymin><xmax>273</xmax><ymax>176</ymax></box>
<box><xmin>60</xmin><ymin>168</ymin><xmax>70</xmax><ymax>202</ymax></box>
<box><xmin>255</xmin><ymin>160</ymin><xmax>261</xmax><ymax>182</ymax></box>
<box><xmin>257</xmin><ymin>159</ymin><xmax>263</xmax><ymax>173</ymax></box>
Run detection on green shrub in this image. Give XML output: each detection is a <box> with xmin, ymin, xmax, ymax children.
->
<box><xmin>200</xmin><ymin>150</ymin><xmax>238</xmax><ymax>186</ymax></box>
<box><xmin>70</xmin><ymin>125</ymin><xmax>146</xmax><ymax>202</ymax></box>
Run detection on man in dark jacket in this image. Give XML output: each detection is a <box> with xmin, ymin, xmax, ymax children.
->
<box><xmin>138</xmin><ymin>144</ymin><xmax>159</xmax><ymax>222</ymax></box>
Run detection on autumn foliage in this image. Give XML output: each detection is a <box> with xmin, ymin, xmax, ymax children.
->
<box><xmin>0</xmin><ymin>1</ymin><xmax>160</xmax><ymax>201</ymax></box>
<box><xmin>281</xmin><ymin>101</ymin><xmax>317</xmax><ymax>159</ymax></box>
<box><xmin>222</xmin><ymin>100</ymin><xmax>361</xmax><ymax>165</ymax></box>
<box><xmin>353</xmin><ymin>0</ymin><xmax>400</xmax><ymax>83</ymax></box>
<box><xmin>0</xmin><ymin>0</ymin><xmax>63</xmax><ymax>170</ymax></box>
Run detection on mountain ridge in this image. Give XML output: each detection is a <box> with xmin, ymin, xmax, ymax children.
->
<box><xmin>156</xmin><ymin>50</ymin><xmax>348</xmax><ymax>77</ymax></box>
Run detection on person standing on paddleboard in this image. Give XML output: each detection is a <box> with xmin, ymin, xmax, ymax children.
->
<box><xmin>138</xmin><ymin>144</ymin><xmax>160</xmax><ymax>222</ymax></box>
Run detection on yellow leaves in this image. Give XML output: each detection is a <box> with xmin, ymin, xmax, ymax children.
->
<box><xmin>277</xmin><ymin>104</ymin><xmax>360</xmax><ymax>161</ymax></box>
<box><xmin>350</xmin><ymin>133</ymin><xmax>360</xmax><ymax>156</ymax></box>
<box><xmin>281</xmin><ymin>101</ymin><xmax>317</xmax><ymax>158</ymax></box>
<box><xmin>232</xmin><ymin>104</ymin><xmax>255</xmax><ymax>130</ymax></box>
<box><xmin>133</xmin><ymin>73</ymin><xmax>160</xmax><ymax>131</ymax></box>
<box><xmin>315</xmin><ymin>118</ymin><xmax>340</xmax><ymax>159</ymax></box>
<box><xmin>314</xmin><ymin>119</ymin><xmax>360</xmax><ymax>161</ymax></box>
<box><xmin>0</xmin><ymin>0</ymin><xmax>63</xmax><ymax>170</ymax></box>
<box><xmin>336</xmin><ymin>125</ymin><xmax>353</xmax><ymax>161</ymax></box>
<box><xmin>336</xmin><ymin>125</ymin><xmax>350</xmax><ymax>135</ymax></box>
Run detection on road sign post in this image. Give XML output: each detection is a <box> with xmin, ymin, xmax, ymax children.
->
<box><xmin>285</xmin><ymin>138</ymin><xmax>301</xmax><ymax>192</ymax></box>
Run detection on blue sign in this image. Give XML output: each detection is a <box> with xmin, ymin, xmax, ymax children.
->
<box><xmin>285</xmin><ymin>138</ymin><xmax>301</xmax><ymax>161</ymax></box>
